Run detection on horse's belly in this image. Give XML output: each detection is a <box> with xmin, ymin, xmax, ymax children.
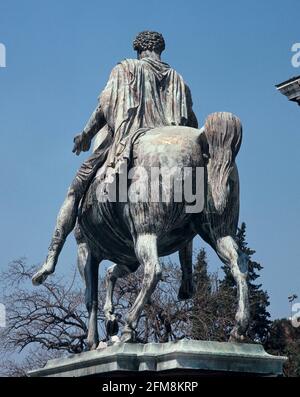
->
<box><xmin>79</xmin><ymin>201</ymin><xmax>134</xmax><ymax>263</ymax></box>
<box><xmin>80</xmin><ymin>199</ymin><xmax>195</xmax><ymax>263</ymax></box>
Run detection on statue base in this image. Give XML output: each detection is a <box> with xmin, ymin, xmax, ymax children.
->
<box><xmin>28</xmin><ymin>340</ymin><xmax>287</xmax><ymax>377</ymax></box>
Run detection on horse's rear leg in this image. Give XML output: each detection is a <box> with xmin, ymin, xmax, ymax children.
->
<box><xmin>104</xmin><ymin>263</ymin><xmax>134</xmax><ymax>340</ymax></box>
<box><xmin>75</xmin><ymin>224</ymin><xmax>100</xmax><ymax>350</ymax></box>
<box><xmin>216</xmin><ymin>236</ymin><xmax>249</xmax><ymax>342</ymax></box>
<box><xmin>122</xmin><ymin>234</ymin><xmax>162</xmax><ymax>343</ymax></box>
<box><xmin>178</xmin><ymin>241</ymin><xmax>195</xmax><ymax>300</ymax></box>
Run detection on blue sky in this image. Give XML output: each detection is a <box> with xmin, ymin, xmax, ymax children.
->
<box><xmin>0</xmin><ymin>0</ymin><xmax>299</xmax><ymax>319</ymax></box>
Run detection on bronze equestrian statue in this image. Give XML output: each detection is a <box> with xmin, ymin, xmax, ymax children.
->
<box><xmin>32</xmin><ymin>31</ymin><xmax>249</xmax><ymax>349</ymax></box>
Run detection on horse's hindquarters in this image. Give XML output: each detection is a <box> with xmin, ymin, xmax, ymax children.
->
<box><xmin>134</xmin><ymin>126</ymin><xmax>203</xmax><ymax>169</ymax></box>
<box><xmin>80</xmin><ymin>126</ymin><xmax>205</xmax><ymax>263</ymax></box>
<box><xmin>129</xmin><ymin>126</ymin><xmax>205</xmax><ymax>235</ymax></box>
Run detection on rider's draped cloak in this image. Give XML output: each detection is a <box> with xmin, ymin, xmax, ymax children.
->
<box><xmin>98</xmin><ymin>58</ymin><xmax>194</xmax><ymax>173</ymax></box>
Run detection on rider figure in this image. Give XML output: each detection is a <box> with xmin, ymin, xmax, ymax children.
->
<box><xmin>32</xmin><ymin>31</ymin><xmax>198</xmax><ymax>285</ymax></box>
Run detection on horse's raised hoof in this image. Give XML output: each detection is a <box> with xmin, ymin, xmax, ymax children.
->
<box><xmin>106</xmin><ymin>318</ymin><xmax>119</xmax><ymax>336</ymax></box>
<box><xmin>178</xmin><ymin>278</ymin><xmax>195</xmax><ymax>301</ymax></box>
<box><xmin>32</xmin><ymin>268</ymin><xmax>53</xmax><ymax>286</ymax></box>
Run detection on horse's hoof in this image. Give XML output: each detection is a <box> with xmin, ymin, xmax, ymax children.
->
<box><xmin>111</xmin><ymin>335</ymin><xmax>121</xmax><ymax>344</ymax></box>
<box><xmin>106</xmin><ymin>318</ymin><xmax>119</xmax><ymax>336</ymax></box>
<box><xmin>121</xmin><ymin>328</ymin><xmax>135</xmax><ymax>343</ymax></box>
<box><xmin>88</xmin><ymin>337</ymin><xmax>100</xmax><ymax>350</ymax></box>
<box><xmin>178</xmin><ymin>279</ymin><xmax>195</xmax><ymax>301</ymax></box>
<box><xmin>32</xmin><ymin>268</ymin><xmax>52</xmax><ymax>285</ymax></box>
<box><xmin>121</xmin><ymin>334</ymin><xmax>133</xmax><ymax>343</ymax></box>
<box><xmin>97</xmin><ymin>341</ymin><xmax>108</xmax><ymax>350</ymax></box>
<box><xmin>229</xmin><ymin>328</ymin><xmax>245</xmax><ymax>343</ymax></box>
<box><xmin>89</xmin><ymin>343</ymin><xmax>99</xmax><ymax>350</ymax></box>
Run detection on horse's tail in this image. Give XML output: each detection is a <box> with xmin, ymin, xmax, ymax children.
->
<box><xmin>203</xmin><ymin>112</ymin><xmax>242</xmax><ymax>214</ymax></box>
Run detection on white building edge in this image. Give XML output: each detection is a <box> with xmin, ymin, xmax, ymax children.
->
<box><xmin>276</xmin><ymin>76</ymin><xmax>300</xmax><ymax>106</ymax></box>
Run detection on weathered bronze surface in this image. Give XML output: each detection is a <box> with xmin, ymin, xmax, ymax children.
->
<box><xmin>32</xmin><ymin>32</ymin><xmax>248</xmax><ymax>350</ymax></box>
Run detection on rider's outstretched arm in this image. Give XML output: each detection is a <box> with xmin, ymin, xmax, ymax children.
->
<box><xmin>73</xmin><ymin>104</ymin><xmax>107</xmax><ymax>155</ymax></box>
<box><xmin>82</xmin><ymin>104</ymin><xmax>107</xmax><ymax>141</ymax></box>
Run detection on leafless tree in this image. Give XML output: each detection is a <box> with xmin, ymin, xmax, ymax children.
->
<box><xmin>0</xmin><ymin>254</ymin><xmax>231</xmax><ymax>376</ymax></box>
<box><xmin>0</xmin><ymin>259</ymin><xmax>192</xmax><ymax>375</ymax></box>
<box><xmin>0</xmin><ymin>259</ymin><xmax>93</xmax><ymax>376</ymax></box>
<box><xmin>0</xmin><ymin>348</ymin><xmax>62</xmax><ymax>377</ymax></box>
<box><xmin>0</xmin><ymin>259</ymin><xmax>90</xmax><ymax>356</ymax></box>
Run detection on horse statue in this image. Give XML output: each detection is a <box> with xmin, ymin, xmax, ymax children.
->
<box><xmin>73</xmin><ymin>111</ymin><xmax>249</xmax><ymax>350</ymax></box>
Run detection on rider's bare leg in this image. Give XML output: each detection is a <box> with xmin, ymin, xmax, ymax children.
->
<box><xmin>32</xmin><ymin>147</ymin><xmax>109</xmax><ymax>286</ymax></box>
<box><xmin>32</xmin><ymin>185</ymin><xmax>80</xmax><ymax>285</ymax></box>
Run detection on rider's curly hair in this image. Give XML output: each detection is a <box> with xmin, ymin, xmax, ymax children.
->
<box><xmin>133</xmin><ymin>31</ymin><xmax>165</xmax><ymax>55</ymax></box>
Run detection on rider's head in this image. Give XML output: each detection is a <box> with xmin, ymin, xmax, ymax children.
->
<box><xmin>133</xmin><ymin>31</ymin><xmax>165</xmax><ymax>60</ymax></box>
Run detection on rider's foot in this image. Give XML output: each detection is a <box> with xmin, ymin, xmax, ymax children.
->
<box><xmin>32</xmin><ymin>265</ymin><xmax>54</xmax><ymax>285</ymax></box>
<box><xmin>32</xmin><ymin>234</ymin><xmax>63</xmax><ymax>286</ymax></box>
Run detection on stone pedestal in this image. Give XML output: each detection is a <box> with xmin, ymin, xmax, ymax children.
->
<box><xmin>28</xmin><ymin>340</ymin><xmax>287</xmax><ymax>377</ymax></box>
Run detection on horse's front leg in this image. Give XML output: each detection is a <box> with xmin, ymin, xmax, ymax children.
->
<box><xmin>178</xmin><ymin>240</ymin><xmax>195</xmax><ymax>300</ymax></box>
<box><xmin>84</xmin><ymin>254</ymin><xmax>100</xmax><ymax>350</ymax></box>
<box><xmin>121</xmin><ymin>234</ymin><xmax>162</xmax><ymax>343</ymax></box>
<box><xmin>216</xmin><ymin>236</ymin><xmax>249</xmax><ymax>342</ymax></box>
<box><xmin>75</xmin><ymin>224</ymin><xmax>100</xmax><ymax>350</ymax></box>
